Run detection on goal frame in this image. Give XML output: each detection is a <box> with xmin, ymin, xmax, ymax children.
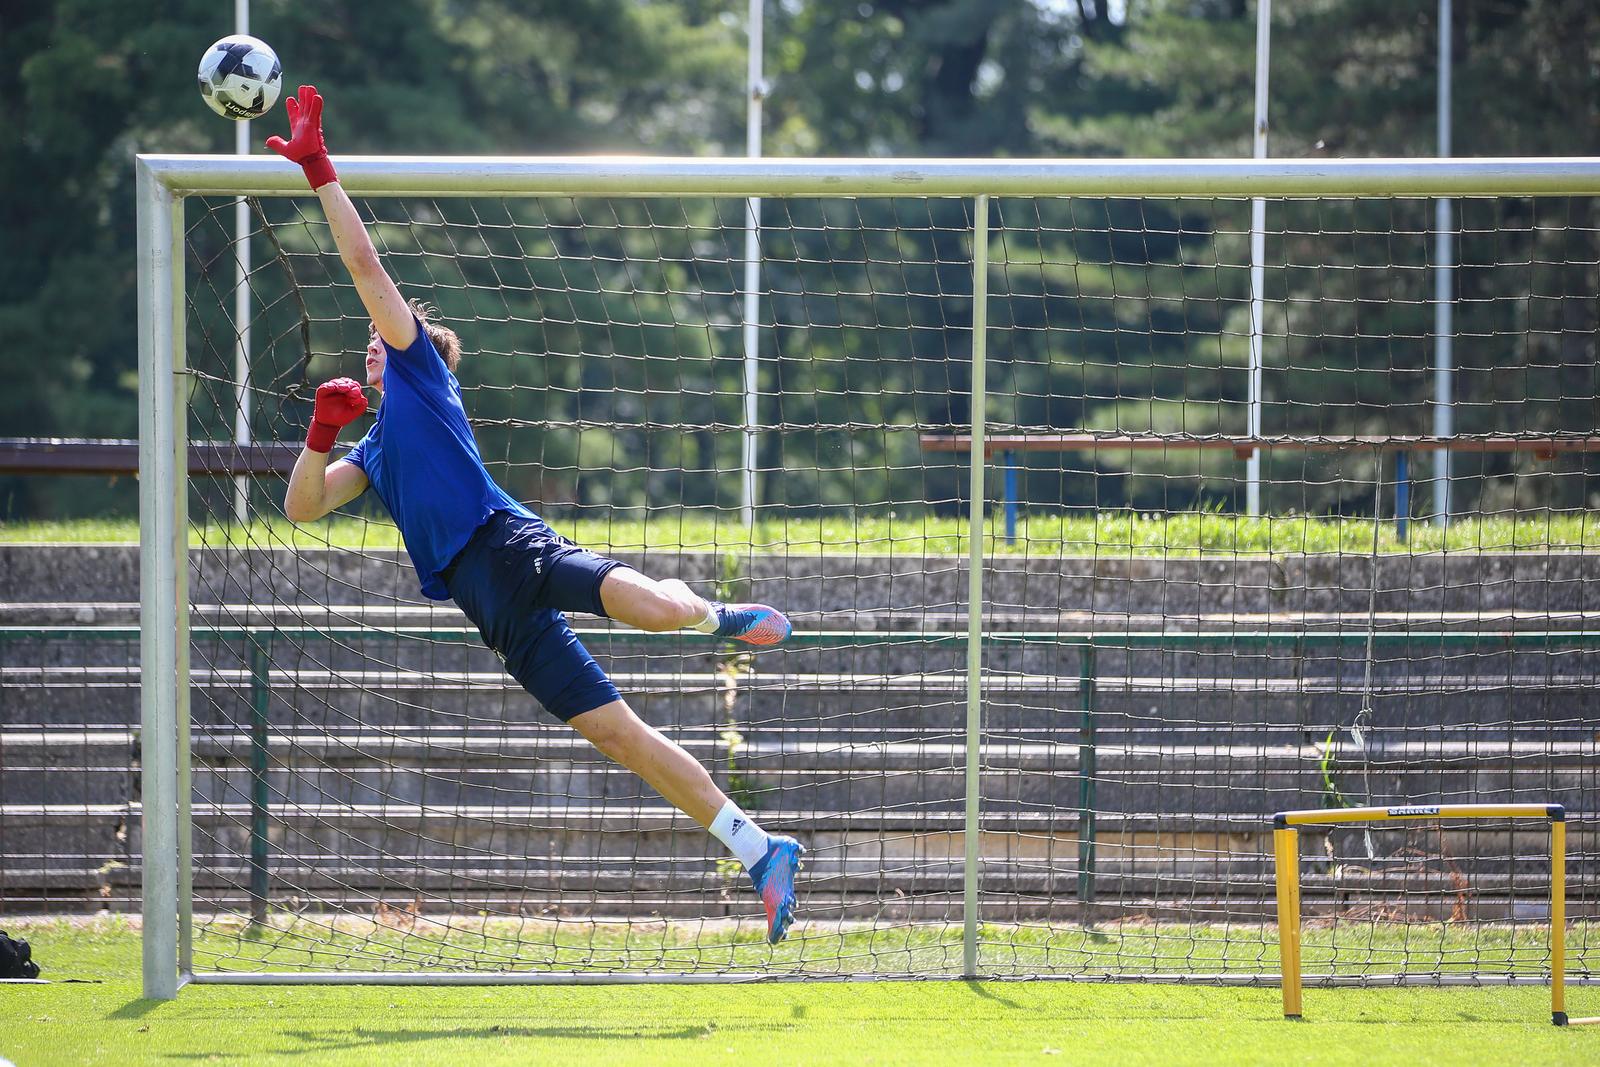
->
<box><xmin>136</xmin><ymin>153</ymin><xmax>1600</xmax><ymax>999</ymax></box>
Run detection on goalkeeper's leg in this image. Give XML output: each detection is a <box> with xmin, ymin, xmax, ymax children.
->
<box><xmin>571</xmin><ymin>700</ymin><xmax>803</xmax><ymax>943</ymax></box>
<box><xmin>599</xmin><ymin>568</ymin><xmax>792</xmax><ymax>647</ymax></box>
<box><xmin>464</xmin><ymin>534</ymin><xmax>800</xmax><ymax>937</ymax></box>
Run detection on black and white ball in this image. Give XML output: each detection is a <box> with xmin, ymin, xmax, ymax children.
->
<box><xmin>197</xmin><ymin>35</ymin><xmax>282</xmax><ymax>120</ymax></box>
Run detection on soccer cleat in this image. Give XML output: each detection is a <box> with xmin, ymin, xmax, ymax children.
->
<box><xmin>749</xmin><ymin>835</ymin><xmax>804</xmax><ymax>944</ymax></box>
<box><xmin>714</xmin><ymin>603</ymin><xmax>792</xmax><ymax>646</ymax></box>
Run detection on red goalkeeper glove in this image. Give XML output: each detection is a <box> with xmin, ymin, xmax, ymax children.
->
<box><xmin>306</xmin><ymin>377</ymin><xmax>368</xmax><ymax>454</ymax></box>
<box><xmin>266</xmin><ymin>84</ymin><xmax>338</xmax><ymax>190</ymax></box>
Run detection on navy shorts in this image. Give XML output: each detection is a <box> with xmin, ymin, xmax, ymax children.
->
<box><xmin>443</xmin><ymin>510</ymin><xmax>629</xmax><ymax>722</ymax></box>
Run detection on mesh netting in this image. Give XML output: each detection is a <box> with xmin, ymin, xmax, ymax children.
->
<box><xmin>157</xmin><ymin>189</ymin><xmax>1600</xmax><ymax>977</ymax></box>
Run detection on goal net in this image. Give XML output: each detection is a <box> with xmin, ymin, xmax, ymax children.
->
<box><xmin>131</xmin><ymin>156</ymin><xmax>1599</xmax><ymax>986</ymax></box>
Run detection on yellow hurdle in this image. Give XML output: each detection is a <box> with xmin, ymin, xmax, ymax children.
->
<box><xmin>1553</xmin><ymin>818</ymin><xmax>1567</xmax><ymax>1024</ymax></box>
<box><xmin>1270</xmin><ymin>803</ymin><xmax>1595</xmax><ymax>1026</ymax></box>
<box><xmin>1272</xmin><ymin>827</ymin><xmax>1303</xmax><ymax>1018</ymax></box>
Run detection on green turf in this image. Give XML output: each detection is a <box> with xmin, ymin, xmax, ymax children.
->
<box><xmin>175</xmin><ymin>915</ymin><xmax>1596</xmax><ymax>980</ymax></box>
<box><xmin>4</xmin><ymin>510</ymin><xmax>1600</xmax><ymax>555</ymax></box>
<box><xmin>5</xmin><ymin>922</ymin><xmax>1597</xmax><ymax>1067</ymax></box>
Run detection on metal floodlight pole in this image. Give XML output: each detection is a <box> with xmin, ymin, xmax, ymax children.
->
<box><xmin>740</xmin><ymin>0</ymin><xmax>766</xmax><ymax>530</ymax></box>
<box><xmin>1434</xmin><ymin>0</ymin><xmax>1455</xmax><ymax>526</ymax></box>
<box><xmin>1246</xmin><ymin>0</ymin><xmax>1271</xmax><ymax>517</ymax></box>
<box><xmin>232</xmin><ymin>0</ymin><xmax>253</xmax><ymax>525</ymax></box>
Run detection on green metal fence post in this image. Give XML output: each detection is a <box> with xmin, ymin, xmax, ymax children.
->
<box><xmin>248</xmin><ymin>633</ymin><xmax>271</xmax><ymax>928</ymax></box>
<box><xmin>1077</xmin><ymin>642</ymin><xmax>1098</xmax><ymax>920</ymax></box>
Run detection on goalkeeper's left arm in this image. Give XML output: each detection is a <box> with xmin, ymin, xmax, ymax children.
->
<box><xmin>284</xmin><ymin>378</ymin><xmax>370</xmax><ymax>523</ymax></box>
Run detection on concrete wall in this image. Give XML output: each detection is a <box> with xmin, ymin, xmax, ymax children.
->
<box><xmin>5</xmin><ymin>543</ymin><xmax>1600</xmax><ymax>622</ymax></box>
<box><xmin>3</xmin><ymin>544</ymin><xmax>1596</xmax><ymax>919</ymax></box>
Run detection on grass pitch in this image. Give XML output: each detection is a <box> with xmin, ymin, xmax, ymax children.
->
<box><xmin>177</xmin><ymin>914</ymin><xmax>1598</xmax><ymax>981</ymax></box>
<box><xmin>5</xmin><ymin>510</ymin><xmax>1600</xmax><ymax>556</ymax></box>
<box><xmin>5</xmin><ymin>921</ymin><xmax>1595</xmax><ymax>1067</ymax></box>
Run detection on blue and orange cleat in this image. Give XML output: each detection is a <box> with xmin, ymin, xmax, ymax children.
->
<box><xmin>749</xmin><ymin>835</ymin><xmax>804</xmax><ymax>944</ymax></box>
<box><xmin>714</xmin><ymin>603</ymin><xmax>792</xmax><ymax>646</ymax></box>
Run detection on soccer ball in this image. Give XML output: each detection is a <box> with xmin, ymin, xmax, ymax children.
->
<box><xmin>197</xmin><ymin>35</ymin><xmax>282</xmax><ymax>121</ymax></box>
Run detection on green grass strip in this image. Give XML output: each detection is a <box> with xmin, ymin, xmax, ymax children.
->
<box><xmin>5</xmin><ymin>511</ymin><xmax>1600</xmax><ymax>555</ymax></box>
<box><xmin>7</xmin><ymin>920</ymin><xmax>1597</xmax><ymax>1067</ymax></box>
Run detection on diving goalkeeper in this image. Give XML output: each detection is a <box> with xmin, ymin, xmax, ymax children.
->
<box><xmin>269</xmin><ymin>85</ymin><xmax>802</xmax><ymax>943</ymax></box>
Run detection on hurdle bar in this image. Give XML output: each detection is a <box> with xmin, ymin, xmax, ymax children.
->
<box><xmin>1271</xmin><ymin>803</ymin><xmax>1597</xmax><ymax>1026</ymax></box>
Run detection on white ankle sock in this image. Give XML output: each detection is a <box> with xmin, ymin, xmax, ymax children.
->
<box><xmin>691</xmin><ymin>601</ymin><xmax>721</xmax><ymax>634</ymax></box>
<box><xmin>709</xmin><ymin>800</ymin><xmax>770</xmax><ymax>870</ymax></box>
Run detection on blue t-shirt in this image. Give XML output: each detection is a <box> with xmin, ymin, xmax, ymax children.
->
<box><xmin>342</xmin><ymin>320</ymin><xmax>556</xmax><ymax>600</ymax></box>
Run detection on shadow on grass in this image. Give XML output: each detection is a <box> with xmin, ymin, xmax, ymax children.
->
<box><xmin>962</xmin><ymin>980</ymin><xmax>1024</xmax><ymax>1010</ymax></box>
<box><xmin>155</xmin><ymin>1021</ymin><xmax>791</xmax><ymax>1058</ymax></box>
<box><xmin>108</xmin><ymin>999</ymin><xmax>167</xmax><ymax>1021</ymax></box>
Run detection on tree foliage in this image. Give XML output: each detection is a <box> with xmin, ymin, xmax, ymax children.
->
<box><xmin>3</xmin><ymin>0</ymin><xmax>1597</xmax><ymax>518</ymax></box>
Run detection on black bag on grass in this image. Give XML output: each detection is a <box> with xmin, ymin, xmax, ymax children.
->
<box><xmin>0</xmin><ymin>931</ymin><xmax>39</xmax><ymax>979</ymax></box>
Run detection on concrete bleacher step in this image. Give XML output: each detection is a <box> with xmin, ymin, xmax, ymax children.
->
<box><xmin>8</xmin><ymin>544</ymin><xmax>1600</xmax><ymax>613</ymax></box>
<box><xmin>6</xmin><ymin>538</ymin><xmax>1599</xmax><ymax>913</ymax></box>
<box><xmin>15</xmin><ymin>598</ymin><xmax>1600</xmax><ymax>635</ymax></box>
<box><xmin>15</xmin><ymin>812</ymin><xmax>1600</xmax><ymax>921</ymax></box>
<box><xmin>7</xmin><ymin>797</ymin><xmax>1596</xmax><ymax>863</ymax></box>
<box><xmin>24</xmin><ymin>859</ymin><xmax>1568</xmax><ymax>901</ymax></box>
<box><xmin>9</xmin><ymin>658</ymin><xmax>1597</xmax><ymax>744</ymax></box>
<box><xmin>8</xmin><ymin>727</ymin><xmax>1595</xmax><ymax>804</ymax></box>
<box><xmin>12</xmin><ymin>614</ymin><xmax>1599</xmax><ymax>677</ymax></box>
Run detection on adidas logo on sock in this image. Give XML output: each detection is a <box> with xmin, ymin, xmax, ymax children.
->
<box><xmin>731</xmin><ymin>818</ymin><xmax>745</xmax><ymax>834</ymax></box>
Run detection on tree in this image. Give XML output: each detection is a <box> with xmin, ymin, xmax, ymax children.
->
<box><xmin>4</xmin><ymin>0</ymin><xmax>1596</xmax><ymax>519</ymax></box>
<box><xmin>0</xmin><ymin>0</ymin><xmax>745</xmax><ymax>517</ymax></box>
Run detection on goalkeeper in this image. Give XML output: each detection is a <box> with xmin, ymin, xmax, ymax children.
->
<box><xmin>270</xmin><ymin>85</ymin><xmax>801</xmax><ymax>943</ymax></box>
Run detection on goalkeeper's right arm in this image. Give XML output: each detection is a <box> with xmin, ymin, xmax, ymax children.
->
<box><xmin>284</xmin><ymin>378</ymin><xmax>370</xmax><ymax>523</ymax></box>
<box><xmin>266</xmin><ymin>84</ymin><xmax>418</xmax><ymax>354</ymax></box>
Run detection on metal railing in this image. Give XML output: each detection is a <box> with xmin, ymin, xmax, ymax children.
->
<box><xmin>0</xmin><ymin>438</ymin><xmax>297</xmax><ymax>476</ymax></box>
<box><xmin>921</xmin><ymin>435</ymin><xmax>1600</xmax><ymax>545</ymax></box>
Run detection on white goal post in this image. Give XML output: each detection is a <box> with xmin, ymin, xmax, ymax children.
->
<box><xmin>135</xmin><ymin>155</ymin><xmax>1600</xmax><ymax>999</ymax></box>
